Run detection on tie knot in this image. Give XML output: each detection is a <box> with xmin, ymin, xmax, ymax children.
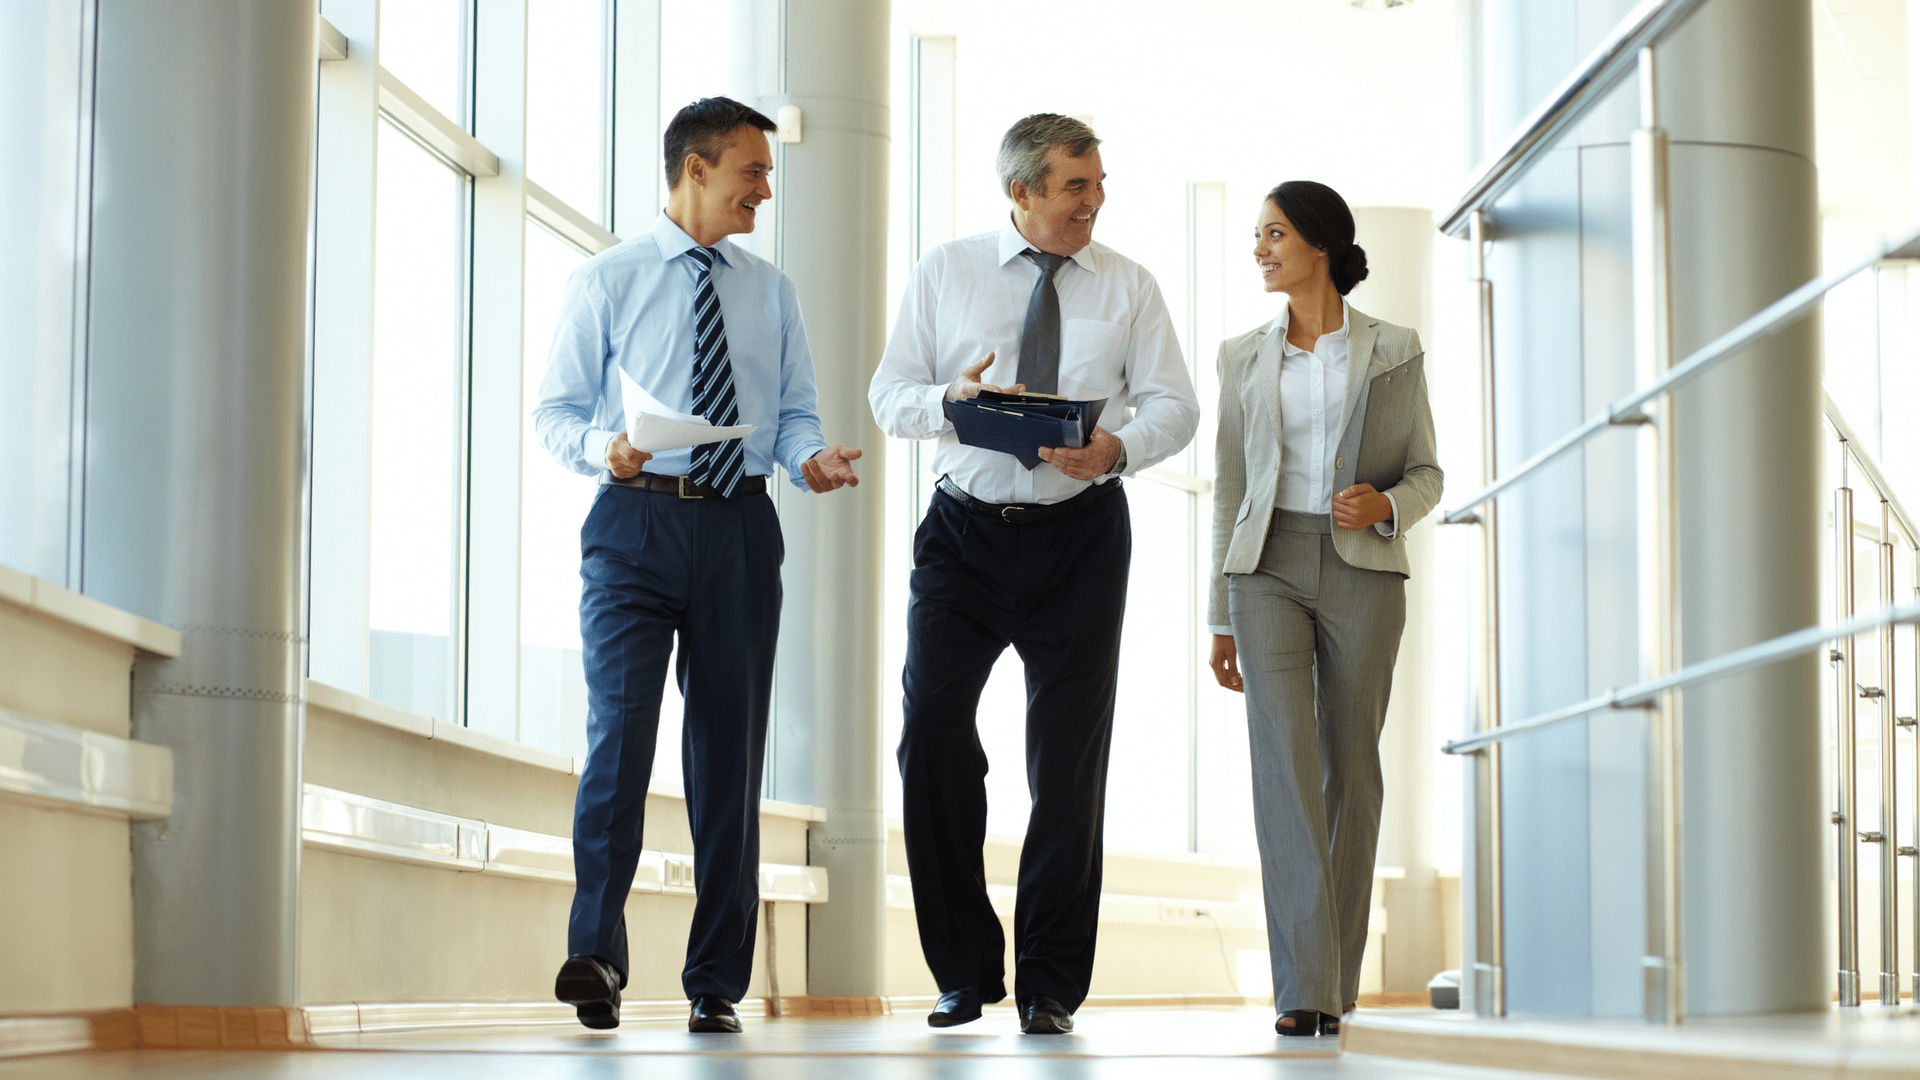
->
<box><xmin>1022</xmin><ymin>249</ymin><xmax>1069</xmax><ymax>277</ymax></box>
<box><xmin>687</xmin><ymin>246</ymin><xmax>719</xmax><ymax>271</ymax></box>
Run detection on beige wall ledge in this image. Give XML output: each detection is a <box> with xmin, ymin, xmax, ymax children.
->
<box><xmin>301</xmin><ymin>783</ymin><xmax>828</xmax><ymax>903</ymax></box>
<box><xmin>0</xmin><ymin>707</ymin><xmax>172</xmax><ymax>820</ymax></box>
<box><xmin>0</xmin><ymin>564</ymin><xmax>180</xmax><ymax>659</ymax></box>
<box><xmin>305</xmin><ymin>679</ymin><xmax>826</xmax><ymax>823</ymax></box>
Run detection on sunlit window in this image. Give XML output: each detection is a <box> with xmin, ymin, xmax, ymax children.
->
<box><xmin>367</xmin><ymin>120</ymin><xmax>466</xmax><ymax>720</ymax></box>
<box><xmin>527</xmin><ymin>0</ymin><xmax>606</xmax><ymax>222</ymax></box>
<box><xmin>378</xmin><ymin>0</ymin><xmax>468</xmax><ymax>125</ymax></box>
<box><xmin>518</xmin><ymin>221</ymin><xmax>687</xmax><ymax>781</ymax></box>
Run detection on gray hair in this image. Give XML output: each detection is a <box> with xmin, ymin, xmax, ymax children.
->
<box><xmin>996</xmin><ymin>114</ymin><xmax>1100</xmax><ymax>199</ymax></box>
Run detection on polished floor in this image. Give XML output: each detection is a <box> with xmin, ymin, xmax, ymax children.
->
<box><xmin>0</xmin><ymin>1007</ymin><xmax>1548</xmax><ymax>1080</ymax></box>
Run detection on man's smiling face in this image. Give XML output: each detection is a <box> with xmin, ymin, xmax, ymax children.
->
<box><xmin>1011</xmin><ymin>145</ymin><xmax>1105</xmax><ymax>257</ymax></box>
<box><xmin>699</xmin><ymin>124</ymin><xmax>774</xmax><ymax>238</ymax></box>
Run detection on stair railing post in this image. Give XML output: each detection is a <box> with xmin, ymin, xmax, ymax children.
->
<box><xmin>1836</xmin><ymin>449</ymin><xmax>1860</xmax><ymax>1006</ymax></box>
<box><xmin>1468</xmin><ymin>208</ymin><xmax>1506</xmax><ymax>1018</ymax></box>
<box><xmin>1631</xmin><ymin>45</ymin><xmax>1684</xmax><ymax>1026</ymax></box>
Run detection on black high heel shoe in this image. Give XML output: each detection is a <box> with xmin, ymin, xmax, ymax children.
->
<box><xmin>1275</xmin><ymin>1009</ymin><xmax>1318</xmax><ymax>1036</ymax></box>
<box><xmin>1318</xmin><ymin>1010</ymin><xmax>1342</xmax><ymax>1037</ymax></box>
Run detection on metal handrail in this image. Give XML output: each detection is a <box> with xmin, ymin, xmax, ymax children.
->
<box><xmin>1825</xmin><ymin>391</ymin><xmax>1920</xmax><ymax>550</ymax></box>
<box><xmin>1437</xmin><ymin>0</ymin><xmax>1707</xmax><ymax>239</ymax></box>
<box><xmin>1442</xmin><ymin>599</ymin><xmax>1920</xmax><ymax>755</ymax></box>
<box><xmin>1443</xmin><ymin>222</ymin><xmax>1920</xmax><ymax>526</ymax></box>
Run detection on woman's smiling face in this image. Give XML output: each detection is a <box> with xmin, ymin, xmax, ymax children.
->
<box><xmin>1252</xmin><ymin>199</ymin><xmax>1326</xmax><ymax>295</ymax></box>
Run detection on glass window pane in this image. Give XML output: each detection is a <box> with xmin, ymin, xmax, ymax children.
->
<box><xmin>379</xmin><ymin>0</ymin><xmax>467</xmax><ymax>126</ymax></box>
<box><xmin>518</xmin><ymin>221</ymin><xmax>687</xmax><ymax>778</ymax></box>
<box><xmin>527</xmin><ymin>0</ymin><xmax>605</xmax><ymax>223</ymax></box>
<box><xmin>518</xmin><ymin>221</ymin><xmax>594</xmax><ymax>757</ymax></box>
<box><xmin>1107</xmin><ymin>480</ymin><xmax>1197</xmax><ymax>853</ymax></box>
<box><xmin>659</xmin><ymin>0</ymin><xmax>734</xmax><ymax>133</ymax></box>
<box><xmin>368</xmin><ymin>120</ymin><xmax>465</xmax><ymax>720</ymax></box>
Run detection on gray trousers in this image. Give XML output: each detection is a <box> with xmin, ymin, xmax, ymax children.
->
<box><xmin>1228</xmin><ymin>510</ymin><xmax>1405</xmax><ymax>1015</ymax></box>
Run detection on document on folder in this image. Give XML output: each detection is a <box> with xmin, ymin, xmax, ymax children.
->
<box><xmin>942</xmin><ymin>390</ymin><xmax>1108</xmax><ymax>464</ymax></box>
<box><xmin>618</xmin><ymin>368</ymin><xmax>755</xmax><ymax>453</ymax></box>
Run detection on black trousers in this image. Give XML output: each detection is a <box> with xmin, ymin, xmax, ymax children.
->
<box><xmin>568</xmin><ymin>484</ymin><xmax>783</xmax><ymax>1001</ymax></box>
<box><xmin>897</xmin><ymin>481</ymin><xmax>1131</xmax><ymax>1011</ymax></box>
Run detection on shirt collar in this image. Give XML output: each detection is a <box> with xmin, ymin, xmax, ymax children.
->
<box><xmin>651</xmin><ymin>213</ymin><xmax>737</xmax><ymax>269</ymax></box>
<box><xmin>1271</xmin><ymin>297</ymin><xmax>1351</xmax><ymax>352</ymax></box>
<box><xmin>996</xmin><ymin>217</ymin><xmax>1098</xmax><ymax>274</ymax></box>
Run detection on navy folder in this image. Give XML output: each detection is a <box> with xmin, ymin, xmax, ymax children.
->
<box><xmin>943</xmin><ymin>391</ymin><xmax>1108</xmax><ymax>467</ymax></box>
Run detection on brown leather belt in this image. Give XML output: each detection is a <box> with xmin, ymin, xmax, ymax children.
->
<box><xmin>935</xmin><ymin>474</ymin><xmax>1119</xmax><ymax>524</ymax></box>
<box><xmin>601</xmin><ymin>473</ymin><xmax>768</xmax><ymax>499</ymax></box>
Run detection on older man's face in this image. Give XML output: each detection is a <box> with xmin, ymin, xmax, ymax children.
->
<box><xmin>1012</xmin><ymin>146</ymin><xmax>1105</xmax><ymax>257</ymax></box>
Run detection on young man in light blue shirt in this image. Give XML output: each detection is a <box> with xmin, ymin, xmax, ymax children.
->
<box><xmin>533</xmin><ymin>96</ymin><xmax>860</xmax><ymax>1034</ymax></box>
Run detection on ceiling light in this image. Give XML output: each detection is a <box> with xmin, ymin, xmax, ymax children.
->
<box><xmin>1350</xmin><ymin>0</ymin><xmax>1411</xmax><ymax>9</ymax></box>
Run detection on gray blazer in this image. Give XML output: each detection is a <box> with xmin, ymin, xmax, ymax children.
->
<box><xmin>1208</xmin><ymin>304</ymin><xmax>1443</xmax><ymax>628</ymax></box>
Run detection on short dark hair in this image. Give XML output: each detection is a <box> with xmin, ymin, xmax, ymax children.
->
<box><xmin>1266</xmin><ymin>180</ymin><xmax>1370</xmax><ymax>295</ymax></box>
<box><xmin>997</xmin><ymin>114</ymin><xmax>1100</xmax><ymax>198</ymax></box>
<box><xmin>663</xmin><ymin>96</ymin><xmax>777</xmax><ymax>191</ymax></box>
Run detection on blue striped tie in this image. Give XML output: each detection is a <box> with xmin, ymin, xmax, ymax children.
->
<box><xmin>686</xmin><ymin>246</ymin><xmax>744</xmax><ymax>497</ymax></box>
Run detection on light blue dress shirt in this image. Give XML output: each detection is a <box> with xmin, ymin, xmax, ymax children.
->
<box><xmin>532</xmin><ymin>213</ymin><xmax>828</xmax><ymax>488</ymax></box>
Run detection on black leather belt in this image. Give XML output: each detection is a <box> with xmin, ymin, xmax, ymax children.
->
<box><xmin>935</xmin><ymin>474</ymin><xmax>1119</xmax><ymax>524</ymax></box>
<box><xmin>602</xmin><ymin>473</ymin><xmax>768</xmax><ymax>499</ymax></box>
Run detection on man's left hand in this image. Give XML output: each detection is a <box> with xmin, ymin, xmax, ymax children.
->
<box><xmin>802</xmin><ymin>446</ymin><xmax>862</xmax><ymax>492</ymax></box>
<box><xmin>1332</xmin><ymin>483</ymin><xmax>1391</xmax><ymax>531</ymax></box>
<box><xmin>1038</xmin><ymin>427</ymin><xmax>1122</xmax><ymax>481</ymax></box>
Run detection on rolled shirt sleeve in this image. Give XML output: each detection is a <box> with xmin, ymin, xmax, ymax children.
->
<box><xmin>869</xmin><ymin>249</ymin><xmax>956</xmax><ymax>441</ymax></box>
<box><xmin>532</xmin><ymin>269</ymin><xmax>617</xmax><ymax>478</ymax></box>
<box><xmin>774</xmin><ymin>275</ymin><xmax>829</xmax><ymax>486</ymax></box>
<box><xmin>1107</xmin><ymin>278</ymin><xmax>1200</xmax><ymax>476</ymax></box>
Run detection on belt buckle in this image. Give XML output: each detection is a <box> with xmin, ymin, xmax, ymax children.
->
<box><xmin>676</xmin><ymin>476</ymin><xmax>701</xmax><ymax>499</ymax></box>
<box><xmin>1001</xmin><ymin>505</ymin><xmax>1022</xmax><ymax>523</ymax></box>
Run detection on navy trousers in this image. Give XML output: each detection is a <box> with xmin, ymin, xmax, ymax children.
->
<box><xmin>567</xmin><ymin>483</ymin><xmax>783</xmax><ymax>1001</ymax></box>
<box><xmin>897</xmin><ymin>482</ymin><xmax>1131</xmax><ymax>1012</ymax></box>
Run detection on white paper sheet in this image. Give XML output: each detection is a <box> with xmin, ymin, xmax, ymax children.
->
<box><xmin>619</xmin><ymin>368</ymin><xmax>754</xmax><ymax>453</ymax></box>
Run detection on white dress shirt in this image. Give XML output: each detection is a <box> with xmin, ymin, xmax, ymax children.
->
<box><xmin>1207</xmin><ymin>301</ymin><xmax>1395</xmax><ymax>636</ymax></box>
<box><xmin>869</xmin><ymin>220</ymin><xmax>1200</xmax><ymax>505</ymax></box>
<box><xmin>1271</xmin><ymin>300</ymin><xmax>1399</xmax><ymax>536</ymax></box>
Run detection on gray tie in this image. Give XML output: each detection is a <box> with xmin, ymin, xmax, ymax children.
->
<box><xmin>1017</xmin><ymin>250</ymin><xmax>1068</xmax><ymax>470</ymax></box>
<box><xmin>1019</xmin><ymin>249</ymin><xmax>1068</xmax><ymax>395</ymax></box>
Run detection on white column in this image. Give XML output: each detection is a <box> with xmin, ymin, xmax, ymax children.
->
<box><xmin>465</xmin><ymin>0</ymin><xmax>529</xmax><ymax>739</ymax></box>
<box><xmin>735</xmin><ymin>0</ymin><xmax>891</xmax><ymax>997</ymax></box>
<box><xmin>84</xmin><ymin>0</ymin><xmax>316</xmax><ymax>1004</ymax></box>
<box><xmin>1662</xmin><ymin>0</ymin><xmax>1825</xmax><ymax>1016</ymax></box>
<box><xmin>1350</xmin><ymin>206</ymin><xmax>1444</xmax><ymax>993</ymax></box>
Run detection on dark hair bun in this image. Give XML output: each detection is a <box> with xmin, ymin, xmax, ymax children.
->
<box><xmin>1333</xmin><ymin>243</ymin><xmax>1369</xmax><ymax>295</ymax></box>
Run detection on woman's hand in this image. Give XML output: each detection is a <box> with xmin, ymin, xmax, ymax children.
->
<box><xmin>1332</xmin><ymin>483</ymin><xmax>1392</xmax><ymax>531</ymax></box>
<box><xmin>1209</xmin><ymin>634</ymin><xmax>1243</xmax><ymax>693</ymax></box>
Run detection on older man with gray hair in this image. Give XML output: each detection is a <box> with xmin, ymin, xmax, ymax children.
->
<box><xmin>869</xmin><ymin>114</ymin><xmax>1199</xmax><ymax>1034</ymax></box>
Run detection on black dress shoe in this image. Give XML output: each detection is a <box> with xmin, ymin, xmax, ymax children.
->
<box><xmin>1018</xmin><ymin>994</ymin><xmax>1073</xmax><ymax>1035</ymax></box>
<box><xmin>554</xmin><ymin>955</ymin><xmax>622</xmax><ymax>1030</ymax></box>
<box><xmin>689</xmin><ymin>994</ymin><xmax>743</xmax><ymax>1033</ymax></box>
<box><xmin>928</xmin><ymin>986</ymin><xmax>984</xmax><ymax>1028</ymax></box>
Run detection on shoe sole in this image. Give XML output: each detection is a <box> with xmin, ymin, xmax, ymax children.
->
<box><xmin>927</xmin><ymin>1009</ymin><xmax>982</xmax><ymax>1028</ymax></box>
<box><xmin>555</xmin><ymin>958</ymin><xmax>619</xmax><ymax>1008</ymax></box>
<box><xmin>576</xmin><ymin>1007</ymin><xmax>619</xmax><ymax>1031</ymax></box>
<box><xmin>1020</xmin><ymin>1016</ymin><xmax>1073</xmax><ymax>1035</ymax></box>
<box><xmin>688</xmin><ymin>1018</ymin><xmax>743</xmax><ymax>1034</ymax></box>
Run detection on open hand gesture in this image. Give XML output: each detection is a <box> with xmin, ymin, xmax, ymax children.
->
<box><xmin>802</xmin><ymin>446</ymin><xmax>862</xmax><ymax>492</ymax></box>
<box><xmin>945</xmin><ymin>352</ymin><xmax>1025</xmax><ymax>402</ymax></box>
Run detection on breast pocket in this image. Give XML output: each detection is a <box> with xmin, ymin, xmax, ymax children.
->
<box><xmin>1057</xmin><ymin>318</ymin><xmax>1127</xmax><ymax>400</ymax></box>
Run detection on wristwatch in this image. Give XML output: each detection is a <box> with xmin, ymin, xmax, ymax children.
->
<box><xmin>1106</xmin><ymin>444</ymin><xmax>1128</xmax><ymax>477</ymax></box>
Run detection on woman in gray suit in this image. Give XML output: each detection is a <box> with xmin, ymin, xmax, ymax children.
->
<box><xmin>1208</xmin><ymin>181</ymin><xmax>1442</xmax><ymax>1037</ymax></box>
